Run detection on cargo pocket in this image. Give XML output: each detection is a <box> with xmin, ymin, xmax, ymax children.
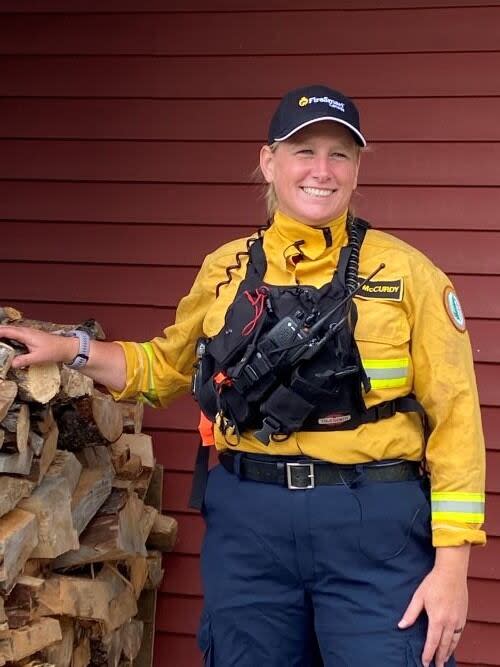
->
<box><xmin>197</xmin><ymin>611</ymin><xmax>214</xmax><ymax>666</ymax></box>
<box><xmin>357</xmin><ymin>479</ymin><xmax>431</xmax><ymax>562</ymax></box>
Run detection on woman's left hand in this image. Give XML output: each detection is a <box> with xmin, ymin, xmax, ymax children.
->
<box><xmin>398</xmin><ymin>544</ymin><xmax>470</xmax><ymax>667</ymax></box>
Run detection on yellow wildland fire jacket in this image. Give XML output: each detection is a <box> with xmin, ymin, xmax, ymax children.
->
<box><xmin>113</xmin><ymin>210</ymin><xmax>486</xmax><ymax>547</ymax></box>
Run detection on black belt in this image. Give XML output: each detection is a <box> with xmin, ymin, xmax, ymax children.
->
<box><xmin>219</xmin><ymin>452</ymin><xmax>422</xmax><ymax>490</ymax></box>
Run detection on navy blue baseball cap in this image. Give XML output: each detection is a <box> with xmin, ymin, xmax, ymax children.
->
<box><xmin>268</xmin><ymin>84</ymin><xmax>366</xmax><ymax>147</ymax></box>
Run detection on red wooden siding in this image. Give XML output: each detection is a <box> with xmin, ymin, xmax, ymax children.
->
<box><xmin>1</xmin><ymin>2</ymin><xmax>499</xmax><ymax>665</ymax></box>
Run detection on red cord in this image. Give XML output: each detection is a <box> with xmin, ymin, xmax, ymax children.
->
<box><xmin>242</xmin><ymin>287</ymin><xmax>268</xmax><ymax>336</ymax></box>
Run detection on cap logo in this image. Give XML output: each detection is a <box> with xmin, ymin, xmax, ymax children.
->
<box><xmin>298</xmin><ymin>95</ymin><xmax>345</xmax><ymax>113</ymax></box>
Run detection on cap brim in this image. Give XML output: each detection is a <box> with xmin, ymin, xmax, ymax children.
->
<box><xmin>273</xmin><ymin>116</ymin><xmax>367</xmax><ymax>147</ymax></box>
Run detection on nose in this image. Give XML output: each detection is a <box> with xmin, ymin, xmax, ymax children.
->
<box><xmin>311</xmin><ymin>155</ymin><xmax>331</xmax><ymax>182</ymax></box>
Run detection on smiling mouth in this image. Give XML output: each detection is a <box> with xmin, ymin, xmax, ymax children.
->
<box><xmin>301</xmin><ymin>186</ymin><xmax>335</xmax><ymax>198</ymax></box>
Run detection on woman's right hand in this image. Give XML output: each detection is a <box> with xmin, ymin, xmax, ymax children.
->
<box><xmin>0</xmin><ymin>325</ymin><xmax>78</xmax><ymax>368</ymax></box>
<box><xmin>0</xmin><ymin>324</ymin><xmax>127</xmax><ymax>391</ymax></box>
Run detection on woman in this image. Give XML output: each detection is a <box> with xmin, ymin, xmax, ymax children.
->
<box><xmin>0</xmin><ymin>85</ymin><xmax>485</xmax><ymax>667</ymax></box>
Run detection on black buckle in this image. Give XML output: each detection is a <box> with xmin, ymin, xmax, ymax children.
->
<box><xmin>375</xmin><ymin>401</ymin><xmax>396</xmax><ymax>420</ymax></box>
<box><xmin>254</xmin><ymin>416</ymin><xmax>282</xmax><ymax>445</ymax></box>
<box><xmin>286</xmin><ymin>462</ymin><xmax>315</xmax><ymax>489</ymax></box>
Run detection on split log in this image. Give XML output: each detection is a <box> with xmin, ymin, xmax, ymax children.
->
<box><xmin>118</xmin><ymin>400</ymin><xmax>144</xmax><ymax>435</ymax></box>
<box><xmin>1</xmin><ymin>402</ymin><xmax>29</xmax><ymax>453</ymax></box>
<box><xmin>44</xmin><ymin>450</ymin><xmax>82</xmax><ymax>495</ymax></box>
<box><xmin>38</xmin><ymin>567</ymin><xmax>137</xmax><ymax>634</ymax></box>
<box><xmin>28</xmin><ymin>407</ymin><xmax>55</xmax><ymax>456</ymax></box>
<box><xmin>127</xmin><ymin>556</ymin><xmax>149</xmax><ymax>600</ymax></box>
<box><xmin>120</xmin><ymin>619</ymin><xmax>143</xmax><ymax>662</ymax></box>
<box><xmin>28</xmin><ymin>423</ymin><xmax>58</xmax><ymax>485</ymax></box>
<box><xmin>0</xmin><ymin>343</ymin><xmax>15</xmax><ymax>380</ymax></box>
<box><xmin>139</xmin><ymin>506</ymin><xmax>158</xmax><ymax>544</ymax></box>
<box><xmin>71</xmin><ymin>451</ymin><xmax>114</xmax><ymax>536</ymax></box>
<box><xmin>144</xmin><ymin>551</ymin><xmax>164</xmax><ymax>591</ymax></box>
<box><xmin>30</xmin><ymin>406</ymin><xmax>56</xmax><ymax>437</ymax></box>
<box><xmin>0</xmin><ymin>446</ymin><xmax>33</xmax><ymax>476</ymax></box>
<box><xmin>5</xmin><ymin>318</ymin><xmax>105</xmax><ymax>341</ymax></box>
<box><xmin>0</xmin><ymin>508</ymin><xmax>38</xmax><ymax>593</ymax></box>
<box><xmin>0</xmin><ymin>597</ymin><xmax>7</xmax><ymax>631</ymax></box>
<box><xmin>111</xmin><ymin>434</ymin><xmax>155</xmax><ymax>499</ymax></box>
<box><xmin>18</xmin><ymin>475</ymin><xmax>79</xmax><ymax>559</ymax></box>
<box><xmin>0</xmin><ymin>306</ymin><xmax>22</xmax><ymax>322</ymax></box>
<box><xmin>28</xmin><ymin>431</ymin><xmax>44</xmax><ymax>457</ymax></box>
<box><xmin>89</xmin><ymin>629</ymin><xmax>122</xmax><ymax>667</ymax></box>
<box><xmin>42</xmin><ymin>617</ymin><xmax>74</xmax><ymax>667</ymax></box>
<box><xmin>4</xmin><ymin>575</ymin><xmax>45</xmax><ymax>629</ymax></box>
<box><xmin>8</xmin><ymin>364</ymin><xmax>61</xmax><ymax>404</ymax></box>
<box><xmin>113</xmin><ymin>433</ymin><xmax>154</xmax><ymax>472</ymax></box>
<box><xmin>9</xmin><ymin>617</ymin><xmax>62</xmax><ymax>661</ymax></box>
<box><xmin>72</xmin><ymin>633</ymin><xmax>91</xmax><ymax>667</ymax></box>
<box><xmin>53</xmin><ymin>392</ymin><xmax>122</xmax><ymax>451</ymax></box>
<box><xmin>53</xmin><ymin>490</ymin><xmax>147</xmax><ymax>569</ymax></box>
<box><xmin>146</xmin><ymin>513</ymin><xmax>178</xmax><ymax>553</ymax></box>
<box><xmin>59</xmin><ymin>366</ymin><xmax>94</xmax><ymax>401</ymax></box>
<box><xmin>0</xmin><ymin>380</ymin><xmax>18</xmax><ymax>421</ymax></box>
<box><xmin>0</xmin><ymin>476</ymin><xmax>34</xmax><ymax>519</ymax></box>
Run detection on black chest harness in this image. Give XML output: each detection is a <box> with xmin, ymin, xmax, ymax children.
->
<box><xmin>189</xmin><ymin>219</ymin><xmax>426</xmax><ymax>508</ymax></box>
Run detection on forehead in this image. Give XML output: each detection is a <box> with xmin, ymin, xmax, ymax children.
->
<box><xmin>285</xmin><ymin>120</ymin><xmax>356</xmax><ymax>146</ymax></box>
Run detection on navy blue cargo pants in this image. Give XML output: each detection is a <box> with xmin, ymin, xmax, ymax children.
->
<box><xmin>197</xmin><ymin>458</ymin><xmax>456</xmax><ymax>667</ymax></box>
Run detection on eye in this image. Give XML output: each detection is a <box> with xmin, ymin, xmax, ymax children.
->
<box><xmin>331</xmin><ymin>151</ymin><xmax>348</xmax><ymax>159</ymax></box>
<box><xmin>295</xmin><ymin>148</ymin><xmax>314</xmax><ymax>156</ymax></box>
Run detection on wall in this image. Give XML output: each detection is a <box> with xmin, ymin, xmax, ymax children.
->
<box><xmin>0</xmin><ymin>1</ymin><xmax>499</xmax><ymax>665</ymax></box>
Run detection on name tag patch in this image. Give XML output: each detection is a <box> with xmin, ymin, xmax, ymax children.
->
<box><xmin>356</xmin><ymin>278</ymin><xmax>403</xmax><ymax>302</ymax></box>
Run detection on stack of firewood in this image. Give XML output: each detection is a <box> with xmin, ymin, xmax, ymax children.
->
<box><xmin>0</xmin><ymin>308</ymin><xmax>177</xmax><ymax>667</ymax></box>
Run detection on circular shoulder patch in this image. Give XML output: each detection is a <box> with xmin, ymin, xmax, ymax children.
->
<box><xmin>443</xmin><ymin>286</ymin><xmax>466</xmax><ymax>332</ymax></box>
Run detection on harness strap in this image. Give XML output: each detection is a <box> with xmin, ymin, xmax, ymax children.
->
<box><xmin>189</xmin><ymin>441</ymin><xmax>211</xmax><ymax>510</ymax></box>
<box><xmin>188</xmin><ymin>394</ymin><xmax>427</xmax><ymax>509</ymax></box>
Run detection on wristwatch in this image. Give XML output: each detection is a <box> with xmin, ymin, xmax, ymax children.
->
<box><xmin>62</xmin><ymin>329</ymin><xmax>91</xmax><ymax>370</ymax></box>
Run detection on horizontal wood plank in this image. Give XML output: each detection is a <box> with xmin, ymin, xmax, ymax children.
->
<box><xmin>2</xmin><ymin>222</ymin><xmax>499</xmax><ymax>276</ymax></box>
<box><xmin>3</xmin><ymin>140</ymin><xmax>500</xmax><ymax>187</ymax></box>
<box><xmin>2</xmin><ymin>182</ymin><xmax>500</xmax><ymax>232</ymax></box>
<box><xmin>456</xmin><ymin>621</ymin><xmax>500</xmax><ymax>665</ymax></box>
<box><xmin>156</xmin><ymin>593</ymin><xmax>202</xmax><ymax>635</ymax></box>
<box><xmin>3</xmin><ymin>53</ymin><xmax>500</xmax><ymax>97</ymax></box>
<box><xmin>1</xmin><ymin>264</ymin><xmax>499</xmax><ymax>317</ymax></box>
<box><xmin>3</xmin><ymin>96</ymin><xmax>500</xmax><ymax>142</ymax></box>
<box><xmin>2</xmin><ymin>8</ymin><xmax>500</xmax><ymax>55</ymax></box>
<box><xmin>153</xmin><ymin>633</ymin><xmax>201</xmax><ymax>667</ymax></box>
<box><xmin>161</xmin><ymin>554</ymin><xmax>201</xmax><ymax>596</ymax></box>
<box><xmin>3</xmin><ymin>0</ymin><xmax>500</xmax><ymax>11</ymax></box>
<box><xmin>169</xmin><ymin>512</ymin><xmax>204</xmax><ymax>555</ymax></box>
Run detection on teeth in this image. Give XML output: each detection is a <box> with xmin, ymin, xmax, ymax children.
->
<box><xmin>302</xmin><ymin>187</ymin><xmax>333</xmax><ymax>197</ymax></box>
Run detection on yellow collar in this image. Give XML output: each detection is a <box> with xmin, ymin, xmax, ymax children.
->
<box><xmin>270</xmin><ymin>210</ymin><xmax>348</xmax><ymax>262</ymax></box>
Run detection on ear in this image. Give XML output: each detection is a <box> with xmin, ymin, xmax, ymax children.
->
<box><xmin>259</xmin><ymin>145</ymin><xmax>275</xmax><ymax>184</ymax></box>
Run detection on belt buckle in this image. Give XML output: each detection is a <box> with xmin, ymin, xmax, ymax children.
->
<box><xmin>286</xmin><ymin>462</ymin><xmax>315</xmax><ymax>490</ymax></box>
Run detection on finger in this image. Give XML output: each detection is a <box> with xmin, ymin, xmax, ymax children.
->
<box><xmin>446</xmin><ymin>629</ymin><xmax>463</xmax><ymax>662</ymax></box>
<box><xmin>422</xmin><ymin>621</ymin><xmax>443</xmax><ymax>667</ymax></box>
<box><xmin>398</xmin><ymin>592</ymin><xmax>424</xmax><ymax>629</ymax></box>
<box><xmin>435</xmin><ymin>625</ymin><xmax>455</xmax><ymax>667</ymax></box>
<box><xmin>10</xmin><ymin>352</ymin><xmax>37</xmax><ymax>369</ymax></box>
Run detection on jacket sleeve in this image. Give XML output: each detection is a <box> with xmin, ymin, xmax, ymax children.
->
<box><xmin>408</xmin><ymin>259</ymin><xmax>486</xmax><ymax>547</ymax></box>
<box><xmin>109</xmin><ymin>252</ymin><xmax>218</xmax><ymax>408</ymax></box>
